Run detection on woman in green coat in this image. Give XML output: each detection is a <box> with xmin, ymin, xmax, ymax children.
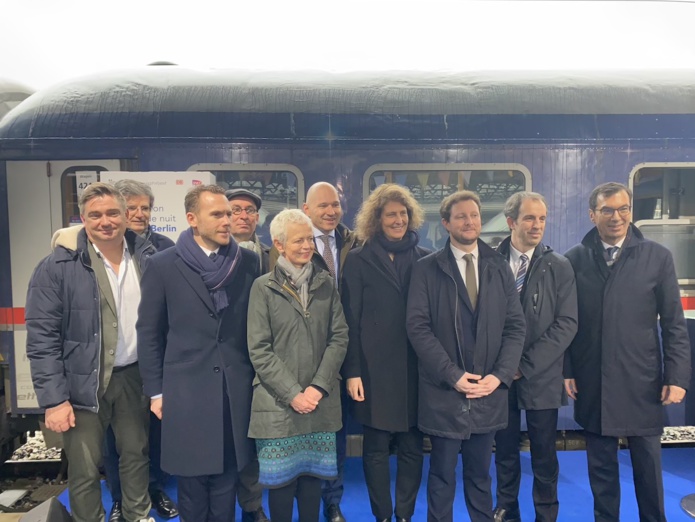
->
<box><xmin>247</xmin><ymin>208</ymin><xmax>349</xmax><ymax>522</ymax></box>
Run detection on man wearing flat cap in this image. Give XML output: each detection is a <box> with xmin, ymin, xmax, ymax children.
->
<box><xmin>226</xmin><ymin>188</ymin><xmax>270</xmax><ymax>275</ymax></box>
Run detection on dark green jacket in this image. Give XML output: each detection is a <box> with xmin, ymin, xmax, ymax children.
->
<box><xmin>247</xmin><ymin>266</ymin><xmax>348</xmax><ymax>439</ymax></box>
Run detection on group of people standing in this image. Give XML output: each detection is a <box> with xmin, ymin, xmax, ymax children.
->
<box><xmin>25</xmin><ymin>176</ymin><xmax>689</xmax><ymax>522</ymax></box>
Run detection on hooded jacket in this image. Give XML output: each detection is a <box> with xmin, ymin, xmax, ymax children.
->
<box><xmin>26</xmin><ymin>226</ymin><xmax>156</xmax><ymax>411</ymax></box>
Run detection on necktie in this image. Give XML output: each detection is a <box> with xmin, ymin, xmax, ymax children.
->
<box><xmin>320</xmin><ymin>235</ymin><xmax>336</xmax><ymax>279</ymax></box>
<box><xmin>209</xmin><ymin>252</ymin><xmax>217</xmax><ymax>260</ymax></box>
<box><xmin>605</xmin><ymin>246</ymin><xmax>619</xmax><ymax>266</ymax></box>
<box><xmin>463</xmin><ymin>253</ymin><xmax>477</xmax><ymax>310</ymax></box>
<box><xmin>515</xmin><ymin>254</ymin><xmax>528</xmax><ymax>293</ymax></box>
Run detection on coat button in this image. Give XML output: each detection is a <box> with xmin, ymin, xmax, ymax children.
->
<box><xmin>109</xmin><ymin>350</ymin><xmax>114</xmax><ymax>355</ymax></box>
<box><xmin>217</xmin><ymin>338</ymin><xmax>223</xmax><ymax>343</ymax></box>
<box><xmin>213</xmin><ymin>366</ymin><xmax>220</xmax><ymax>372</ymax></box>
<box><xmin>112</xmin><ymin>322</ymin><xmax>117</xmax><ymax>328</ymax></box>
<box><xmin>209</xmin><ymin>312</ymin><xmax>214</xmax><ymax>317</ymax></box>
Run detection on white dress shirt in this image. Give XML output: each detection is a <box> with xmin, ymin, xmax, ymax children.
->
<box><xmin>449</xmin><ymin>243</ymin><xmax>479</xmax><ymax>289</ymax></box>
<box><xmin>92</xmin><ymin>242</ymin><xmax>141</xmax><ymax>368</ymax></box>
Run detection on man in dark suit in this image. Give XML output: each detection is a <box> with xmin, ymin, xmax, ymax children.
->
<box><xmin>494</xmin><ymin>192</ymin><xmax>578</xmax><ymax>522</ymax></box>
<box><xmin>137</xmin><ymin>184</ymin><xmax>260</xmax><ymax>522</ymax></box>
<box><xmin>407</xmin><ymin>190</ymin><xmax>525</xmax><ymax>522</ymax></box>
<box><xmin>224</xmin><ymin>187</ymin><xmax>270</xmax><ymax>522</ymax></box>
<box><xmin>564</xmin><ymin>182</ymin><xmax>690</xmax><ymax>522</ymax></box>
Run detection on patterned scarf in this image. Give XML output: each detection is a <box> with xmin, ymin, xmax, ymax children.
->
<box><xmin>176</xmin><ymin>227</ymin><xmax>241</xmax><ymax>313</ymax></box>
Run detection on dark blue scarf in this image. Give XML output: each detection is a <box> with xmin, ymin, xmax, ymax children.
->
<box><xmin>176</xmin><ymin>228</ymin><xmax>241</xmax><ymax>313</ymax></box>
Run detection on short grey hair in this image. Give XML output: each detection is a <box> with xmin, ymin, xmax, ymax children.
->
<box><xmin>114</xmin><ymin>179</ymin><xmax>155</xmax><ymax>207</ymax></box>
<box><xmin>270</xmin><ymin>209</ymin><xmax>313</xmax><ymax>245</ymax></box>
<box><xmin>504</xmin><ymin>192</ymin><xmax>547</xmax><ymax>221</ymax></box>
<box><xmin>78</xmin><ymin>182</ymin><xmax>126</xmax><ymax>215</ymax></box>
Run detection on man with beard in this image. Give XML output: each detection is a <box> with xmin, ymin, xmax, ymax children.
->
<box><xmin>407</xmin><ymin>190</ymin><xmax>525</xmax><ymax>522</ymax></box>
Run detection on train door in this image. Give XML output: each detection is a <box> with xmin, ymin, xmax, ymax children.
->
<box><xmin>5</xmin><ymin>160</ymin><xmax>120</xmax><ymax>413</ymax></box>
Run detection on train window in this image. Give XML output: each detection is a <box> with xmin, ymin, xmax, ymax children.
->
<box><xmin>364</xmin><ymin>164</ymin><xmax>531</xmax><ymax>249</ymax></box>
<box><xmin>632</xmin><ymin>166</ymin><xmax>695</xmax><ymax>221</ymax></box>
<box><xmin>60</xmin><ymin>165</ymin><xmax>114</xmax><ymax>227</ymax></box>
<box><xmin>189</xmin><ymin>163</ymin><xmax>304</xmax><ymax>244</ymax></box>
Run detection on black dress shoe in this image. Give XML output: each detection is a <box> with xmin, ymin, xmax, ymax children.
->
<box><xmin>493</xmin><ymin>506</ymin><xmax>521</xmax><ymax>522</ymax></box>
<box><xmin>108</xmin><ymin>501</ymin><xmax>125</xmax><ymax>522</ymax></box>
<box><xmin>150</xmin><ymin>490</ymin><xmax>179</xmax><ymax>519</ymax></box>
<box><xmin>242</xmin><ymin>506</ymin><xmax>270</xmax><ymax>522</ymax></box>
<box><xmin>394</xmin><ymin>517</ymin><xmax>410</xmax><ymax>522</ymax></box>
<box><xmin>325</xmin><ymin>503</ymin><xmax>347</xmax><ymax>522</ymax></box>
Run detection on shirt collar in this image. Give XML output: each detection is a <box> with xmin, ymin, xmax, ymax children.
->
<box><xmin>600</xmin><ymin>237</ymin><xmax>625</xmax><ymax>251</ymax></box>
<box><xmin>91</xmin><ymin>240</ymin><xmax>127</xmax><ymax>259</ymax></box>
<box><xmin>312</xmin><ymin>225</ymin><xmax>336</xmax><ymax>240</ymax></box>
<box><xmin>200</xmin><ymin>245</ymin><xmax>220</xmax><ymax>257</ymax></box>
<box><xmin>509</xmin><ymin>243</ymin><xmax>535</xmax><ymax>263</ymax></box>
<box><xmin>449</xmin><ymin>242</ymin><xmax>478</xmax><ymax>261</ymax></box>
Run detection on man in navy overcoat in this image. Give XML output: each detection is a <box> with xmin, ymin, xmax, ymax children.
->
<box><xmin>138</xmin><ymin>184</ymin><xmax>260</xmax><ymax>522</ymax></box>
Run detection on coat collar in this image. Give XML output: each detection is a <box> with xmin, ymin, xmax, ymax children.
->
<box><xmin>580</xmin><ymin>223</ymin><xmax>644</xmax><ymax>251</ymax></box>
<box><xmin>497</xmin><ymin>235</ymin><xmax>552</xmax><ymax>264</ymax></box>
<box><xmin>434</xmin><ymin>238</ymin><xmax>499</xmax><ymax>274</ymax></box>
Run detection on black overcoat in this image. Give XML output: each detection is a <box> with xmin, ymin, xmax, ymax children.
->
<box><xmin>497</xmin><ymin>237</ymin><xmax>578</xmax><ymax>410</ymax></box>
<box><xmin>137</xmin><ymin>244</ymin><xmax>260</xmax><ymax>476</ymax></box>
<box><xmin>341</xmin><ymin>242</ymin><xmax>430</xmax><ymax>432</ymax></box>
<box><xmin>564</xmin><ymin>225</ymin><xmax>691</xmax><ymax>436</ymax></box>
<box><xmin>406</xmin><ymin>240</ymin><xmax>526</xmax><ymax>439</ymax></box>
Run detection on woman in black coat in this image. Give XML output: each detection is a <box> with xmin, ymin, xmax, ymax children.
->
<box><xmin>341</xmin><ymin>184</ymin><xmax>429</xmax><ymax>522</ymax></box>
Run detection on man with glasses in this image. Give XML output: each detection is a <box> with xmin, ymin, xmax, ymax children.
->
<box><xmin>224</xmin><ymin>188</ymin><xmax>271</xmax><ymax>522</ymax></box>
<box><xmin>226</xmin><ymin>188</ymin><xmax>270</xmax><ymax>275</ymax></box>
<box><xmin>98</xmin><ymin>180</ymin><xmax>177</xmax><ymax>522</ymax></box>
<box><xmin>564</xmin><ymin>182</ymin><xmax>691</xmax><ymax>522</ymax></box>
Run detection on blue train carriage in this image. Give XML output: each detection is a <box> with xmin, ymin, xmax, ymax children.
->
<box><xmin>1</xmin><ymin>66</ymin><xmax>694</xmax><ymax>436</ymax></box>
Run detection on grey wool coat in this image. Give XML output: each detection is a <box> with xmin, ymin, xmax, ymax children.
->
<box><xmin>247</xmin><ymin>265</ymin><xmax>349</xmax><ymax>439</ymax></box>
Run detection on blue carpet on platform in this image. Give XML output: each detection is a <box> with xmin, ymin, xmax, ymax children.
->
<box><xmin>57</xmin><ymin>448</ymin><xmax>695</xmax><ymax>521</ymax></box>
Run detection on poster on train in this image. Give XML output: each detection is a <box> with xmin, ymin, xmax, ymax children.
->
<box><xmin>101</xmin><ymin>171</ymin><xmax>216</xmax><ymax>241</ymax></box>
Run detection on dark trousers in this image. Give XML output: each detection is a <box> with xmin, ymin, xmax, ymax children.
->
<box><xmin>585</xmin><ymin>431</ymin><xmax>665</xmax><ymax>522</ymax></box>
<box><xmin>494</xmin><ymin>402</ymin><xmax>559</xmax><ymax>522</ymax></box>
<box><xmin>268</xmin><ymin>476</ymin><xmax>322</xmax><ymax>522</ymax></box>
<box><xmin>322</xmin><ymin>382</ymin><xmax>347</xmax><ymax>508</ymax></box>
<box><xmin>62</xmin><ymin>364</ymin><xmax>151</xmax><ymax>522</ymax></box>
<box><xmin>362</xmin><ymin>425</ymin><xmax>424</xmax><ymax>519</ymax></box>
<box><xmin>104</xmin><ymin>411</ymin><xmax>168</xmax><ymax>502</ymax></box>
<box><xmin>177</xmin><ymin>386</ymin><xmax>238</xmax><ymax>522</ymax></box>
<box><xmin>238</xmin><ymin>458</ymin><xmax>263</xmax><ymax>512</ymax></box>
<box><xmin>427</xmin><ymin>433</ymin><xmax>495</xmax><ymax>522</ymax></box>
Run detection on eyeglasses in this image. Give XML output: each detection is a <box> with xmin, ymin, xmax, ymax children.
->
<box><xmin>596</xmin><ymin>205</ymin><xmax>631</xmax><ymax>217</ymax></box>
<box><xmin>231</xmin><ymin>206</ymin><xmax>258</xmax><ymax>216</ymax></box>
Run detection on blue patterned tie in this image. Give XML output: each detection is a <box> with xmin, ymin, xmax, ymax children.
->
<box><xmin>515</xmin><ymin>254</ymin><xmax>528</xmax><ymax>293</ymax></box>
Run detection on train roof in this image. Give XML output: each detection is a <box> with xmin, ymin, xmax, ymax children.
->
<box><xmin>2</xmin><ymin>67</ymin><xmax>695</xmax><ymax>141</ymax></box>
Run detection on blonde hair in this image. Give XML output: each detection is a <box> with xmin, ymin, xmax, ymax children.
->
<box><xmin>354</xmin><ymin>184</ymin><xmax>424</xmax><ymax>242</ymax></box>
